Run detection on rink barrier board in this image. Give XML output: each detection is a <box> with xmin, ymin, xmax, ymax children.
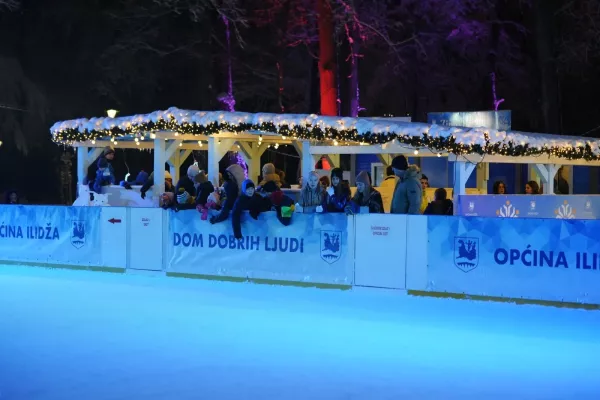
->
<box><xmin>407</xmin><ymin>290</ymin><xmax>600</xmax><ymax>311</ymax></box>
<box><xmin>166</xmin><ymin>272</ymin><xmax>352</xmax><ymax>290</ymax></box>
<box><xmin>0</xmin><ymin>260</ymin><xmax>125</xmax><ymax>274</ymax></box>
<box><xmin>2</xmin><ymin>205</ymin><xmax>600</xmax><ymax>309</ymax></box>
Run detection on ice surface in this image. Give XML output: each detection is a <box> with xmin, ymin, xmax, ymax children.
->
<box><xmin>1</xmin><ymin>265</ymin><xmax>599</xmax><ymax>400</ymax></box>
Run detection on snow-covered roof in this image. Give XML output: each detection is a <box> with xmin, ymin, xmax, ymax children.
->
<box><xmin>49</xmin><ymin>107</ymin><xmax>600</xmax><ymax>161</ymax></box>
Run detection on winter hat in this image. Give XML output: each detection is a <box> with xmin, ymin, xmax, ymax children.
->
<box><xmin>103</xmin><ymin>146</ymin><xmax>115</xmax><ymax>156</ymax></box>
<box><xmin>97</xmin><ymin>158</ymin><xmax>109</xmax><ymax>169</ymax></box>
<box><xmin>241</xmin><ymin>179</ymin><xmax>255</xmax><ymax>193</ymax></box>
<box><xmin>194</xmin><ymin>171</ymin><xmax>208</xmax><ymax>184</ymax></box>
<box><xmin>164</xmin><ymin>171</ymin><xmax>172</xmax><ymax>181</ymax></box>
<box><xmin>356</xmin><ymin>171</ymin><xmax>371</xmax><ymax>187</ymax></box>
<box><xmin>262</xmin><ymin>163</ymin><xmax>276</xmax><ymax>176</ymax></box>
<box><xmin>262</xmin><ymin>181</ymin><xmax>279</xmax><ymax>193</ymax></box>
<box><xmin>135</xmin><ymin>171</ymin><xmax>149</xmax><ymax>185</ymax></box>
<box><xmin>391</xmin><ymin>155</ymin><xmax>408</xmax><ymax>171</ymax></box>
<box><xmin>187</xmin><ymin>164</ymin><xmax>200</xmax><ymax>179</ymax></box>
<box><xmin>177</xmin><ymin>188</ymin><xmax>190</xmax><ymax>204</ymax></box>
<box><xmin>226</xmin><ymin>164</ymin><xmax>246</xmax><ymax>192</ymax></box>
<box><xmin>331</xmin><ymin>167</ymin><xmax>343</xmax><ymax>181</ymax></box>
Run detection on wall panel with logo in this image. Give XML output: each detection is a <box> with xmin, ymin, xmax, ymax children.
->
<box><xmin>0</xmin><ymin>205</ymin><xmax>125</xmax><ymax>270</ymax></box>
<box><xmin>458</xmin><ymin>195</ymin><xmax>600</xmax><ymax>219</ymax></box>
<box><xmin>167</xmin><ymin>211</ymin><xmax>354</xmax><ymax>286</ymax></box>
<box><xmin>427</xmin><ymin>216</ymin><xmax>600</xmax><ymax>304</ymax></box>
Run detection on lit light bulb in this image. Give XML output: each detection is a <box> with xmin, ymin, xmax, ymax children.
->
<box><xmin>198</xmin><ymin>141</ymin><xmax>203</xmax><ymax>147</ymax></box>
<box><xmin>179</xmin><ymin>142</ymin><xmax>183</xmax><ymax>147</ymax></box>
<box><xmin>136</xmin><ymin>142</ymin><xmax>140</xmax><ymax>146</ymax></box>
<box><xmin>106</xmin><ymin>109</ymin><xmax>118</xmax><ymax>118</ymax></box>
<box><xmin>282</xmin><ymin>135</ymin><xmax>286</xmax><ymax>140</ymax></box>
<box><xmin>258</xmin><ymin>135</ymin><xmax>263</xmax><ymax>142</ymax></box>
<box><xmin>150</xmin><ymin>133</ymin><xmax>156</xmax><ymax>139</ymax></box>
<box><xmin>91</xmin><ymin>140</ymin><xmax>96</xmax><ymax>145</ymax></box>
<box><xmin>333</xmin><ymin>140</ymin><xmax>339</xmax><ymax>146</ymax></box>
<box><xmin>140</xmin><ymin>136</ymin><xmax>144</xmax><ymax>140</ymax></box>
<box><xmin>274</xmin><ymin>143</ymin><xmax>279</xmax><ymax>149</ymax></box>
<box><xmin>114</xmin><ymin>141</ymin><xmax>118</xmax><ymax>146</ymax></box>
<box><xmin>413</xmin><ymin>149</ymin><xmax>419</xmax><ymax>155</ymax></box>
<box><xmin>134</xmin><ymin>137</ymin><xmax>139</xmax><ymax>142</ymax></box>
<box><xmin>437</xmin><ymin>153</ymin><xmax>442</xmax><ymax>157</ymax></box>
<box><xmin>174</xmin><ymin>132</ymin><xmax>179</xmax><ymax>136</ymax></box>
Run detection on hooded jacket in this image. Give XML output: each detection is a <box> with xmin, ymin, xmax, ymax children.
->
<box><xmin>348</xmin><ymin>188</ymin><xmax>384</xmax><ymax>214</ymax></box>
<box><xmin>210</xmin><ymin>164</ymin><xmax>245</xmax><ymax>224</ymax></box>
<box><xmin>391</xmin><ymin>165</ymin><xmax>422</xmax><ymax>215</ymax></box>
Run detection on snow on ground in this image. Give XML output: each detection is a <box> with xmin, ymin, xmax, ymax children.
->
<box><xmin>0</xmin><ymin>265</ymin><xmax>599</xmax><ymax>400</ymax></box>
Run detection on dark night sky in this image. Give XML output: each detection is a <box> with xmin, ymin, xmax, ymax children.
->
<box><xmin>1</xmin><ymin>0</ymin><xmax>600</xmax><ymax>203</ymax></box>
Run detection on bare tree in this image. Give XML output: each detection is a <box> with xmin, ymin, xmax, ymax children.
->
<box><xmin>0</xmin><ymin>0</ymin><xmax>19</xmax><ymax>11</ymax></box>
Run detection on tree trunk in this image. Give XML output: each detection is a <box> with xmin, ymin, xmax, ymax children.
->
<box><xmin>348</xmin><ymin>30</ymin><xmax>360</xmax><ymax>118</ymax></box>
<box><xmin>317</xmin><ymin>0</ymin><xmax>337</xmax><ymax>116</ymax></box>
<box><xmin>534</xmin><ymin>0</ymin><xmax>560</xmax><ymax>133</ymax></box>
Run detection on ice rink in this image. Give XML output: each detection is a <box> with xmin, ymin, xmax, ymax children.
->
<box><xmin>1</xmin><ymin>265</ymin><xmax>599</xmax><ymax>400</ymax></box>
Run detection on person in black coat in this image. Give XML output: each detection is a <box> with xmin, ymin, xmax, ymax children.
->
<box><xmin>424</xmin><ymin>188</ymin><xmax>453</xmax><ymax>216</ymax></box>
<box><xmin>210</xmin><ymin>164</ymin><xmax>245</xmax><ymax>225</ymax></box>
<box><xmin>232</xmin><ymin>179</ymin><xmax>264</xmax><ymax>239</ymax></box>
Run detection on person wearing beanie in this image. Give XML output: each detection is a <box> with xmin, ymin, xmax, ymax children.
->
<box><xmin>297</xmin><ymin>171</ymin><xmax>326</xmax><ymax>212</ymax></box>
<box><xmin>259</xmin><ymin>162</ymin><xmax>282</xmax><ymax>188</ymax></box>
<box><xmin>346</xmin><ymin>170</ymin><xmax>384</xmax><ymax>214</ymax></box>
<box><xmin>231</xmin><ymin>179</ymin><xmax>264</xmax><ymax>239</ymax></box>
<box><xmin>325</xmin><ymin>167</ymin><xmax>351</xmax><ymax>213</ymax></box>
<box><xmin>140</xmin><ymin>170</ymin><xmax>174</xmax><ymax>199</ymax></box>
<box><xmin>92</xmin><ymin>157</ymin><xmax>115</xmax><ymax>193</ymax></box>
<box><xmin>210</xmin><ymin>164</ymin><xmax>245</xmax><ymax>225</ymax></box>
<box><xmin>424</xmin><ymin>188</ymin><xmax>453</xmax><ymax>216</ymax></box>
<box><xmin>390</xmin><ymin>155</ymin><xmax>422</xmax><ymax>214</ymax></box>
<box><xmin>174</xmin><ymin>164</ymin><xmax>199</xmax><ymax>206</ymax></box>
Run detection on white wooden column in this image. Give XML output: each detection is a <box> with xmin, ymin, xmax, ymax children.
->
<box><xmin>533</xmin><ymin>163</ymin><xmax>560</xmax><ymax>195</ymax></box>
<box><xmin>207</xmin><ymin>137</ymin><xmax>235</xmax><ymax>186</ymax></box>
<box><xmin>301</xmin><ymin>140</ymin><xmax>313</xmax><ymax>184</ymax></box>
<box><xmin>453</xmin><ymin>161</ymin><xmax>476</xmax><ymax>214</ymax></box>
<box><xmin>153</xmin><ymin>138</ymin><xmax>166</xmax><ymax>207</ymax></box>
<box><xmin>237</xmin><ymin>141</ymin><xmax>267</xmax><ymax>183</ymax></box>
<box><xmin>164</xmin><ymin>140</ymin><xmax>182</xmax><ymax>183</ymax></box>
<box><xmin>475</xmin><ymin>163</ymin><xmax>489</xmax><ymax>193</ymax></box>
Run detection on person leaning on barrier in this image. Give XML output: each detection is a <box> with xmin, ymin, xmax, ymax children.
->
<box><xmin>140</xmin><ymin>171</ymin><xmax>174</xmax><ymax>199</ymax></box>
<box><xmin>390</xmin><ymin>155</ymin><xmax>422</xmax><ymax>215</ymax></box>
<box><xmin>210</xmin><ymin>164</ymin><xmax>245</xmax><ymax>224</ymax></box>
<box><xmin>232</xmin><ymin>179</ymin><xmax>264</xmax><ymax>239</ymax></box>
<box><xmin>345</xmin><ymin>171</ymin><xmax>384</xmax><ymax>214</ymax></box>
<box><xmin>423</xmin><ymin>188</ymin><xmax>453</xmax><ymax>216</ymax></box>
<box><xmin>295</xmin><ymin>171</ymin><xmax>326</xmax><ymax>213</ymax></box>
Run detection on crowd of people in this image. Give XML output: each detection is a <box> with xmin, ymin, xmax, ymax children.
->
<box><xmin>9</xmin><ymin>144</ymin><xmax>564</xmax><ymax>237</ymax></box>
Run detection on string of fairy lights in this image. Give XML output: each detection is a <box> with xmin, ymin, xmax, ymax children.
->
<box><xmin>50</xmin><ymin>111</ymin><xmax>600</xmax><ymax>161</ymax></box>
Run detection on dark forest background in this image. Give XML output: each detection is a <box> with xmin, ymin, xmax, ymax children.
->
<box><xmin>1</xmin><ymin>0</ymin><xmax>600</xmax><ymax>203</ymax></box>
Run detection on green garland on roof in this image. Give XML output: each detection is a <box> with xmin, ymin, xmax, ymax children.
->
<box><xmin>52</xmin><ymin>118</ymin><xmax>598</xmax><ymax>161</ymax></box>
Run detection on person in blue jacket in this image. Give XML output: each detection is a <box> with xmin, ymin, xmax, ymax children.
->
<box><xmin>93</xmin><ymin>158</ymin><xmax>115</xmax><ymax>193</ymax></box>
<box><xmin>326</xmin><ymin>168</ymin><xmax>351</xmax><ymax>212</ymax></box>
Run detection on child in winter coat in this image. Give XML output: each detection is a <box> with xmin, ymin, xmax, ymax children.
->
<box><xmin>193</xmin><ymin>171</ymin><xmax>218</xmax><ymax>220</ymax></box>
<box><xmin>93</xmin><ymin>158</ymin><xmax>115</xmax><ymax>193</ymax></box>
<box><xmin>296</xmin><ymin>171</ymin><xmax>326</xmax><ymax>212</ymax></box>
<box><xmin>326</xmin><ymin>168</ymin><xmax>351</xmax><ymax>212</ymax></box>
<box><xmin>423</xmin><ymin>188</ymin><xmax>453</xmax><ymax>215</ymax></box>
<box><xmin>261</xmin><ymin>181</ymin><xmax>295</xmax><ymax>226</ymax></box>
<box><xmin>346</xmin><ymin>171</ymin><xmax>384</xmax><ymax>214</ymax></box>
<box><xmin>231</xmin><ymin>179</ymin><xmax>264</xmax><ymax>239</ymax></box>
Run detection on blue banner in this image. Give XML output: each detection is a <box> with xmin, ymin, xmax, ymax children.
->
<box><xmin>458</xmin><ymin>195</ymin><xmax>600</xmax><ymax>220</ymax></box>
<box><xmin>427</xmin><ymin>111</ymin><xmax>511</xmax><ymax>130</ymax></box>
<box><xmin>427</xmin><ymin>216</ymin><xmax>600</xmax><ymax>304</ymax></box>
<box><xmin>0</xmin><ymin>205</ymin><xmax>101</xmax><ymax>266</ymax></box>
<box><xmin>168</xmin><ymin>211</ymin><xmax>353</xmax><ymax>285</ymax></box>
